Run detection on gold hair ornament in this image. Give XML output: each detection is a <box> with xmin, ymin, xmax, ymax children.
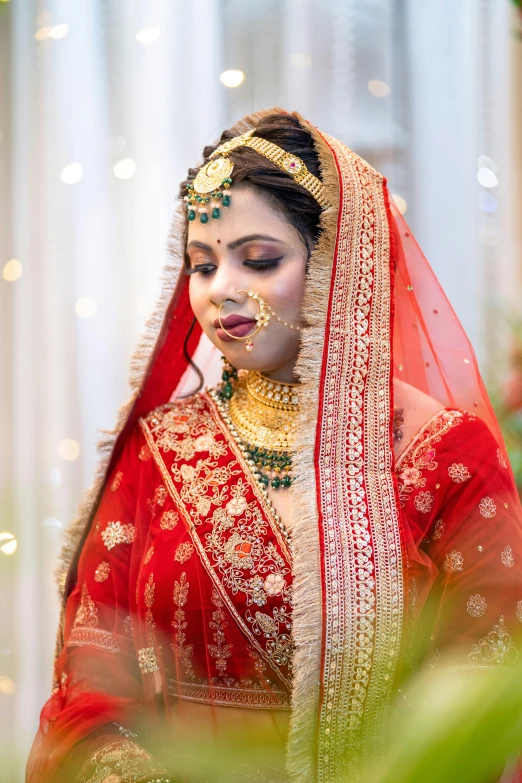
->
<box><xmin>218</xmin><ymin>289</ymin><xmax>301</xmax><ymax>352</ymax></box>
<box><xmin>185</xmin><ymin>128</ymin><xmax>330</xmax><ymax>223</ymax></box>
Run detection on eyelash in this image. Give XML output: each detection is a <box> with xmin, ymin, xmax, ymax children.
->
<box><xmin>186</xmin><ymin>257</ymin><xmax>283</xmax><ymax>276</ymax></box>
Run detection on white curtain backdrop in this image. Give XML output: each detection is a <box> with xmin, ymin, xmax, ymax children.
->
<box><xmin>0</xmin><ymin>1</ymin><xmax>519</xmax><ymax>779</ymax></box>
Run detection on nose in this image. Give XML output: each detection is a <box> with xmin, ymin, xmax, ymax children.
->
<box><xmin>207</xmin><ymin>264</ymin><xmax>244</xmax><ymax>309</ymax></box>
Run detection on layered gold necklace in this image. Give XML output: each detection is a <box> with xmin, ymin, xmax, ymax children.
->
<box><xmin>219</xmin><ymin>369</ymin><xmax>300</xmax><ymax>489</ymax></box>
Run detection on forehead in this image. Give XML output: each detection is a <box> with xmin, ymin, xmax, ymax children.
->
<box><xmin>186</xmin><ymin>184</ymin><xmax>297</xmax><ymax>248</ymax></box>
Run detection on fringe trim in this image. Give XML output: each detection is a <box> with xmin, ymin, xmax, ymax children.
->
<box><xmin>55</xmin><ymin>107</ymin><xmax>288</xmax><ymax>595</ymax></box>
<box><xmin>286</xmin><ymin>113</ymin><xmax>340</xmax><ymax>783</ymax></box>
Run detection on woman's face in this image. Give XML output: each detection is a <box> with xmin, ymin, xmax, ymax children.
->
<box><xmin>186</xmin><ymin>184</ymin><xmax>309</xmax><ymax>382</ymax></box>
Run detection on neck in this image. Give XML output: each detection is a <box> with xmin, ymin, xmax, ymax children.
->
<box><xmin>255</xmin><ymin>358</ymin><xmax>299</xmax><ymax>385</ymax></box>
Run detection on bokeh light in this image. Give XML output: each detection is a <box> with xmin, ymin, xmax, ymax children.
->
<box><xmin>114</xmin><ymin>158</ymin><xmax>137</xmax><ymax>179</ymax></box>
<box><xmin>478</xmin><ymin>191</ymin><xmax>498</xmax><ymax>213</ymax></box>
<box><xmin>75</xmin><ymin>296</ymin><xmax>98</xmax><ymax>318</ymax></box>
<box><xmin>368</xmin><ymin>79</ymin><xmax>391</xmax><ymax>97</ymax></box>
<box><xmin>0</xmin><ymin>677</ymin><xmax>15</xmax><ymax>695</ymax></box>
<box><xmin>58</xmin><ymin>438</ymin><xmax>80</xmax><ymax>461</ymax></box>
<box><xmin>219</xmin><ymin>70</ymin><xmax>245</xmax><ymax>88</ymax></box>
<box><xmin>477</xmin><ymin>167</ymin><xmax>498</xmax><ymax>188</ymax></box>
<box><xmin>0</xmin><ymin>532</ymin><xmax>17</xmax><ymax>556</ymax></box>
<box><xmin>60</xmin><ymin>163</ymin><xmax>83</xmax><ymax>184</ymax></box>
<box><xmin>135</xmin><ymin>27</ymin><xmax>160</xmax><ymax>44</ymax></box>
<box><xmin>48</xmin><ymin>24</ymin><xmax>69</xmax><ymax>39</ymax></box>
<box><xmin>3</xmin><ymin>258</ymin><xmax>22</xmax><ymax>282</ymax></box>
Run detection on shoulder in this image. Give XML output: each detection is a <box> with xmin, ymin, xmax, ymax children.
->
<box><xmin>139</xmin><ymin>392</ymin><xmax>212</xmax><ymax>431</ymax></box>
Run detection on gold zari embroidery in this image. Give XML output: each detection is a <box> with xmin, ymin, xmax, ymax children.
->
<box><xmin>101</xmin><ymin>521</ymin><xmax>135</xmax><ymax>551</ymax></box>
<box><xmin>469</xmin><ymin>616</ymin><xmax>518</xmax><ymax>666</ymax></box>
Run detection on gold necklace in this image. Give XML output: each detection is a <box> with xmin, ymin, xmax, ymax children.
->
<box><xmin>221</xmin><ymin>370</ymin><xmax>299</xmax><ymax>489</ymax></box>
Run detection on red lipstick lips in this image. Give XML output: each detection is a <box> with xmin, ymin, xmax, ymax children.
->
<box><xmin>214</xmin><ymin>314</ymin><xmax>257</xmax><ymax>342</ymax></box>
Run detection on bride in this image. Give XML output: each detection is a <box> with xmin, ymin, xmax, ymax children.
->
<box><xmin>26</xmin><ymin>110</ymin><xmax>522</xmax><ymax>783</ymax></box>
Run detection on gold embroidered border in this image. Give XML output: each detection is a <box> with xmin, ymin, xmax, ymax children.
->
<box><xmin>166</xmin><ymin>678</ymin><xmax>291</xmax><ymax>710</ymax></box>
<box><xmin>312</xmin><ymin>135</ymin><xmax>404</xmax><ymax>781</ymax></box>
<box><xmin>138</xmin><ymin>415</ymin><xmax>292</xmax><ymax>690</ymax></box>
<box><xmin>66</xmin><ymin>627</ymin><xmax>135</xmax><ymax>656</ymax></box>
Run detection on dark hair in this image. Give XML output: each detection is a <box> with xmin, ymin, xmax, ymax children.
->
<box><xmin>179</xmin><ymin>113</ymin><xmax>322</xmax><ymax>253</ymax></box>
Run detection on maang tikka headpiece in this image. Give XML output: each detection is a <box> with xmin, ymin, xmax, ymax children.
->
<box><xmin>185</xmin><ymin>128</ymin><xmax>331</xmax><ymax>223</ymax></box>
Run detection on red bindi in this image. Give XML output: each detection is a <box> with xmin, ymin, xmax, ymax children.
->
<box><xmin>216</xmin><ymin>239</ymin><xmax>221</xmax><ymax>244</ymax></box>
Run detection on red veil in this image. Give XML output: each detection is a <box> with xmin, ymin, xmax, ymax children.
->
<box><xmin>27</xmin><ymin>110</ymin><xmax>522</xmax><ymax>783</ymax></box>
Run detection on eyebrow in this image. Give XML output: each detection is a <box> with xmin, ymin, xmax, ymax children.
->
<box><xmin>186</xmin><ymin>234</ymin><xmax>283</xmax><ymax>253</ymax></box>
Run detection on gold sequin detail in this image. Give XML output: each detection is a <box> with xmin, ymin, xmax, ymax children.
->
<box><xmin>94</xmin><ymin>562</ymin><xmax>110</xmax><ymax>582</ymax></box>
<box><xmin>110</xmin><ymin>471</ymin><xmax>123</xmax><ymax>491</ymax></box>
<box><xmin>101</xmin><ymin>521</ymin><xmax>135</xmax><ymax>550</ymax></box>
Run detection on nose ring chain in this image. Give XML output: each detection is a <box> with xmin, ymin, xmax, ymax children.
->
<box><xmin>218</xmin><ymin>290</ymin><xmax>301</xmax><ymax>352</ymax></box>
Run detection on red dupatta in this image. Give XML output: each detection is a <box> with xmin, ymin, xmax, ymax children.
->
<box><xmin>28</xmin><ymin>109</ymin><xmax>521</xmax><ymax>783</ymax></box>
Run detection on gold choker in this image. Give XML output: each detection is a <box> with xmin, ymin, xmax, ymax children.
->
<box><xmin>227</xmin><ymin>372</ymin><xmax>299</xmax><ymax>453</ymax></box>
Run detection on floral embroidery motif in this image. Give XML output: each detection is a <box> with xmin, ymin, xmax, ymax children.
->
<box><xmin>414</xmin><ymin>491</ymin><xmax>434</xmax><ymax>514</ymax></box>
<box><xmin>516</xmin><ymin>601</ymin><xmax>522</xmax><ymax>624</ymax></box>
<box><xmin>174</xmin><ymin>541</ymin><xmax>194</xmax><ymax>564</ymax></box>
<box><xmin>94</xmin><ymin>562</ymin><xmax>110</xmax><ymax>582</ymax></box>
<box><xmin>110</xmin><ymin>471</ymin><xmax>123</xmax><ymax>491</ymax></box>
<box><xmin>497</xmin><ymin>448</ymin><xmax>508</xmax><ymax>469</ymax></box>
<box><xmin>226</xmin><ymin>495</ymin><xmax>248</xmax><ymax>516</ymax></box>
<box><xmin>448</xmin><ymin>463</ymin><xmax>471</xmax><ymax>483</ymax></box>
<box><xmin>467</xmin><ymin>594</ymin><xmax>487</xmax><ymax>617</ymax></box>
<box><xmin>479</xmin><ymin>497</ymin><xmax>496</xmax><ymax>519</ymax></box>
<box><xmin>147</xmin><ymin>485</ymin><xmax>168</xmax><ymax>514</ymax></box>
<box><xmin>144</xmin><ymin>546</ymin><xmax>154</xmax><ymax>565</ymax></box>
<box><xmin>138</xmin><ymin>647</ymin><xmax>159</xmax><ymax>674</ymax></box>
<box><xmin>101</xmin><ymin>521</ymin><xmax>135</xmax><ymax>550</ymax></box>
<box><xmin>501</xmin><ymin>545</ymin><xmax>514</xmax><ymax>568</ymax></box>
<box><xmin>160</xmin><ymin>510</ymin><xmax>179</xmax><ymax>530</ymax></box>
<box><xmin>77</xmin><ymin>739</ymin><xmax>164</xmax><ymax>783</ymax></box>
<box><xmin>396</xmin><ymin>410</ymin><xmax>466</xmax><ymax>507</ymax></box>
<box><xmin>208</xmin><ymin>589</ymin><xmax>232</xmax><ymax>675</ymax></box>
<box><xmin>444</xmin><ymin>550</ymin><xmax>464</xmax><ymax>573</ymax></box>
<box><xmin>139</xmin><ymin>444</ymin><xmax>152</xmax><ymax>461</ymax></box>
<box><xmin>171</xmin><ymin>573</ymin><xmax>195</xmax><ymax>679</ymax></box>
<box><xmin>432</xmin><ymin>518</ymin><xmax>445</xmax><ymax>540</ymax></box>
<box><xmin>141</xmin><ymin>397</ymin><xmax>292</xmax><ymax>685</ymax></box>
<box><xmin>123</xmin><ymin>615</ymin><xmax>133</xmax><ymax>635</ymax></box>
<box><xmin>469</xmin><ymin>616</ymin><xmax>518</xmax><ymax>666</ymax></box>
<box><xmin>74</xmin><ymin>583</ymin><xmax>98</xmax><ymax>627</ymax></box>
<box><xmin>264</xmin><ymin>573</ymin><xmax>286</xmax><ymax>597</ymax></box>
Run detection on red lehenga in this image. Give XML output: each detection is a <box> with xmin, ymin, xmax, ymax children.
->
<box><xmin>27</xmin><ymin>111</ymin><xmax>522</xmax><ymax>783</ymax></box>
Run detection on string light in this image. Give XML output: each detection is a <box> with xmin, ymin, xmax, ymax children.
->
<box><xmin>135</xmin><ymin>27</ymin><xmax>159</xmax><ymax>44</ymax></box>
<box><xmin>478</xmin><ymin>191</ymin><xmax>497</xmax><ymax>213</ymax></box>
<box><xmin>3</xmin><ymin>259</ymin><xmax>22</xmax><ymax>282</ymax></box>
<box><xmin>58</xmin><ymin>438</ymin><xmax>80</xmax><ymax>461</ymax></box>
<box><xmin>0</xmin><ymin>533</ymin><xmax>17</xmax><ymax>556</ymax></box>
<box><xmin>368</xmin><ymin>80</ymin><xmax>391</xmax><ymax>98</ymax></box>
<box><xmin>219</xmin><ymin>70</ymin><xmax>245</xmax><ymax>88</ymax></box>
<box><xmin>60</xmin><ymin>163</ymin><xmax>83</xmax><ymax>184</ymax></box>
<box><xmin>114</xmin><ymin>158</ymin><xmax>137</xmax><ymax>180</ymax></box>
<box><xmin>75</xmin><ymin>296</ymin><xmax>98</xmax><ymax>318</ymax></box>
<box><xmin>392</xmin><ymin>194</ymin><xmax>408</xmax><ymax>215</ymax></box>
<box><xmin>290</xmin><ymin>53</ymin><xmax>312</xmax><ymax>69</ymax></box>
